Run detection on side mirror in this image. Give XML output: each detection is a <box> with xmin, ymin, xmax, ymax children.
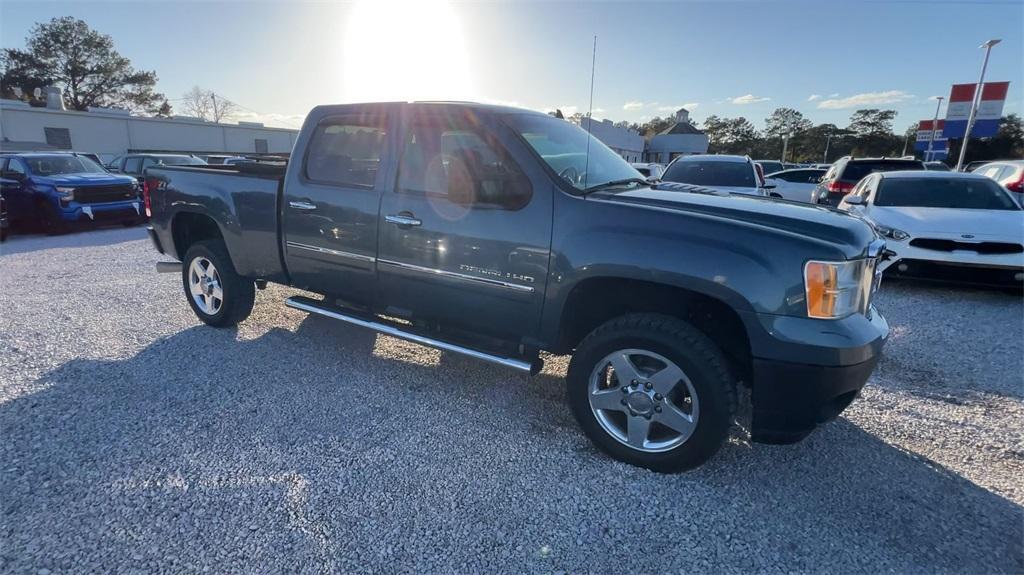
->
<box><xmin>843</xmin><ymin>195</ymin><xmax>864</xmax><ymax>206</ymax></box>
<box><xmin>645</xmin><ymin>175</ymin><xmax>660</xmax><ymax>184</ymax></box>
<box><xmin>761</xmin><ymin>182</ymin><xmax>777</xmax><ymax>190</ymax></box>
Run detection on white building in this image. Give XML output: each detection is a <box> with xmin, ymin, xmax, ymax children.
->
<box><xmin>645</xmin><ymin>108</ymin><xmax>708</xmax><ymax>164</ymax></box>
<box><xmin>0</xmin><ymin>98</ymin><xmax>299</xmax><ymax>163</ymax></box>
<box><xmin>578</xmin><ymin>116</ymin><xmax>645</xmax><ymax>163</ymax></box>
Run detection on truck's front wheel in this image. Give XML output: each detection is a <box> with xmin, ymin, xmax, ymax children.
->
<box><xmin>181</xmin><ymin>240</ymin><xmax>255</xmax><ymax>327</ymax></box>
<box><xmin>567</xmin><ymin>313</ymin><xmax>736</xmax><ymax>472</ymax></box>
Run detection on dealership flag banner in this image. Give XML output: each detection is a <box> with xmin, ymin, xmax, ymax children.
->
<box><xmin>944</xmin><ymin>81</ymin><xmax>1010</xmax><ymax>138</ymax></box>
<box><xmin>914</xmin><ymin>119</ymin><xmax>947</xmax><ymax>157</ymax></box>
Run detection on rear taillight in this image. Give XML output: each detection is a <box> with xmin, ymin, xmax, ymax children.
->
<box><xmin>142</xmin><ymin>179</ymin><xmax>152</xmax><ymax>217</ymax></box>
<box><xmin>827</xmin><ymin>180</ymin><xmax>855</xmax><ymax>194</ymax></box>
<box><xmin>1007</xmin><ymin>175</ymin><xmax>1024</xmax><ymax>194</ymax></box>
<box><xmin>754</xmin><ymin>163</ymin><xmax>766</xmax><ymax>187</ymax></box>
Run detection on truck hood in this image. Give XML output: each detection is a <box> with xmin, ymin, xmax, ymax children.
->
<box><xmin>593</xmin><ymin>184</ymin><xmax>878</xmax><ymax>256</ymax></box>
<box><xmin>869</xmin><ymin>205</ymin><xmax>1024</xmax><ymax>240</ymax></box>
<box><xmin>32</xmin><ymin>173</ymin><xmax>136</xmax><ymax>187</ymax></box>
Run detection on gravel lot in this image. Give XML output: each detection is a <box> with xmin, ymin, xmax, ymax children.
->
<box><xmin>1</xmin><ymin>227</ymin><xmax>1022</xmax><ymax>574</ymax></box>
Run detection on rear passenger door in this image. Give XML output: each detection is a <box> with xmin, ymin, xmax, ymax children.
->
<box><xmin>281</xmin><ymin>110</ymin><xmax>394</xmax><ymax>305</ymax></box>
<box><xmin>375</xmin><ymin>107</ymin><xmax>552</xmax><ymax>340</ymax></box>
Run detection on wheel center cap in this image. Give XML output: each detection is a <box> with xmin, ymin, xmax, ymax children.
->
<box><xmin>627</xmin><ymin>391</ymin><xmax>654</xmax><ymax>414</ymax></box>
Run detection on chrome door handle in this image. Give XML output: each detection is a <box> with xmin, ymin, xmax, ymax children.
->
<box><xmin>289</xmin><ymin>201</ymin><xmax>317</xmax><ymax>210</ymax></box>
<box><xmin>385</xmin><ymin>214</ymin><xmax>422</xmax><ymax>227</ymax></box>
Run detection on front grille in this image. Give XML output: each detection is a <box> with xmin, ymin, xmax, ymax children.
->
<box><xmin>74</xmin><ymin>184</ymin><xmax>137</xmax><ymax>205</ymax></box>
<box><xmin>909</xmin><ymin>238</ymin><xmax>1023</xmax><ymax>255</ymax></box>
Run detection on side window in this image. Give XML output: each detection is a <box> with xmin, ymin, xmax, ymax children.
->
<box><xmin>5</xmin><ymin>158</ymin><xmax>27</xmax><ymax>177</ymax></box>
<box><xmin>397</xmin><ymin>116</ymin><xmax>532</xmax><ymax>210</ymax></box>
<box><xmin>124</xmin><ymin>157</ymin><xmax>143</xmax><ymax>175</ymax></box>
<box><xmin>142</xmin><ymin>158</ymin><xmax>158</xmax><ymax>171</ymax></box>
<box><xmin>823</xmin><ymin>165</ymin><xmax>837</xmax><ymax>182</ymax></box>
<box><xmin>305</xmin><ymin>116</ymin><xmax>387</xmax><ymax>188</ymax></box>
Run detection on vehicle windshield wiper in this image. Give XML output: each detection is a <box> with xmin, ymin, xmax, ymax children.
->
<box><xmin>582</xmin><ymin>177</ymin><xmax>649</xmax><ymax>194</ymax></box>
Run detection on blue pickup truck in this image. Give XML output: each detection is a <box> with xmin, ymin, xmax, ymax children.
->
<box><xmin>0</xmin><ymin>152</ymin><xmax>143</xmax><ymax>235</ymax></box>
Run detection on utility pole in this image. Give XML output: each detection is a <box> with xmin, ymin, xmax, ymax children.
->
<box><xmin>211</xmin><ymin>92</ymin><xmax>220</xmax><ymax>123</ymax></box>
<box><xmin>823</xmin><ymin>134</ymin><xmax>832</xmax><ymax>163</ymax></box>
<box><xmin>926</xmin><ymin>96</ymin><xmax>944</xmax><ymax>162</ymax></box>
<box><xmin>781</xmin><ymin>134</ymin><xmax>790</xmax><ymax>163</ymax></box>
<box><xmin>956</xmin><ymin>39</ymin><xmax>1001</xmax><ymax>171</ymax></box>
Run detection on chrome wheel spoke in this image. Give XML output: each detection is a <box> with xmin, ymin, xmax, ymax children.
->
<box><xmin>649</xmin><ymin>362</ymin><xmax>685</xmax><ymax>395</ymax></box>
<box><xmin>211</xmin><ymin>284</ymin><xmax>224</xmax><ymax>301</ymax></box>
<box><xmin>590</xmin><ymin>389</ymin><xmax>626</xmax><ymax>412</ymax></box>
<box><xmin>654</xmin><ymin>402</ymin><xmax>695</xmax><ymax>437</ymax></box>
<box><xmin>626</xmin><ymin>416</ymin><xmax>651</xmax><ymax>448</ymax></box>
<box><xmin>608</xmin><ymin>352</ymin><xmax>641</xmax><ymax>385</ymax></box>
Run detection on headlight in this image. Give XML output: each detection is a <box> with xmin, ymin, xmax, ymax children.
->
<box><xmin>55</xmin><ymin>186</ymin><xmax>75</xmax><ymax>201</ymax></box>
<box><xmin>875</xmin><ymin>225</ymin><xmax>909</xmax><ymax>241</ymax></box>
<box><xmin>804</xmin><ymin>259</ymin><xmax>875</xmax><ymax>319</ymax></box>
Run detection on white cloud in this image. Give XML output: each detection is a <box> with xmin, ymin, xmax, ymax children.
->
<box><xmin>731</xmin><ymin>94</ymin><xmax>771</xmax><ymax>105</ymax></box>
<box><xmin>623</xmin><ymin>101</ymin><xmax>645</xmax><ymax>110</ymax></box>
<box><xmin>828</xmin><ymin>93</ymin><xmax>839</xmax><ymax>98</ymax></box>
<box><xmin>808</xmin><ymin>94</ymin><xmax>822</xmax><ymax>102</ymax></box>
<box><xmin>592</xmin><ymin>107</ymin><xmax>606</xmax><ymax>115</ymax></box>
<box><xmin>817</xmin><ymin>90</ymin><xmax>914</xmax><ymax>110</ymax></box>
<box><xmin>657</xmin><ymin>102</ymin><xmax>699</xmax><ymax>112</ymax></box>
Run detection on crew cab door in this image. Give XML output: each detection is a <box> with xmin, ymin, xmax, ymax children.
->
<box><xmin>376</xmin><ymin>107</ymin><xmax>552</xmax><ymax>340</ymax></box>
<box><xmin>281</xmin><ymin>110</ymin><xmax>395</xmax><ymax>305</ymax></box>
<box><xmin>0</xmin><ymin>158</ymin><xmax>30</xmax><ymax>216</ymax></box>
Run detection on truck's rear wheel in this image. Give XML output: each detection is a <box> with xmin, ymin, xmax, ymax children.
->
<box><xmin>182</xmin><ymin>240</ymin><xmax>255</xmax><ymax>327</ymax></box>
<box><xmin>567</xmin><ymin>313</ymin><xmax>735</xmax><ymax>472</ymax></box>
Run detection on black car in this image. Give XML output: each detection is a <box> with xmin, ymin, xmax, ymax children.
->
<box><xmin>1</xmin><ymin>189</ymin><xmax>8</xmax><ymax>242</ymax></box>
<box><xmin>812</xmin><ymin>156</ymin><xmax>926</xmax><ymax>205</ymax></box>
<box><xmin>107</xmin><ymin>153</ymin><xmax>207</xmax><ymax>182</ymax></box>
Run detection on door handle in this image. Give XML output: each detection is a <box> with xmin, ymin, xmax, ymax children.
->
<box><xmin>385</xmin><ymin>214</ymin><xmax>422</xmax><ymax>227</ymax></box>
<box><xmin>289</xmin><ymin>200</ymin><xmax>317</xmax><ymax>210</ymax></box>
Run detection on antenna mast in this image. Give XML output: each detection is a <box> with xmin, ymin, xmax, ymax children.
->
<box><xmin>583</xmin><ymin>35</ymin><xmax>597</xmax><ymax>190</ymax></box>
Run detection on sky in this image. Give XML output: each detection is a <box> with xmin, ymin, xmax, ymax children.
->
<box><xmin>1</xmin><ymin>0</ymin><xmax>1022</xmax><ymax>131</ymax></box>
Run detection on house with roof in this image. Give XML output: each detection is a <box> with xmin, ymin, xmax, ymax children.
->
<box><xmin>645</xmin><ymin>108</ymin><xmax>709</xmax><ymax>164</ymax></box>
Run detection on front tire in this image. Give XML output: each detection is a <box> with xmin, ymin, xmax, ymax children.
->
<box><xmin>567</xmin><ymin>313</ymin><xmax>736</xmax><ymax>473</ymax></box>
<box><xmin>181</xmin><ymin>240</ymin><xmax>255</xmax><ymax>327</ymax></box>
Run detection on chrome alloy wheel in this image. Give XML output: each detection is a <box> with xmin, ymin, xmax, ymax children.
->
<box><xmin>587</xmin><ymin>349</ymin><xmax>700</xmax><ymax>452</ymax></box>
<box><xmin>188</xmin><ymin>257</ymin><xmax>223</xmax><ymax>316</ymax></box>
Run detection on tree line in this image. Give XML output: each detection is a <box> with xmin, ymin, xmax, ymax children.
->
<box><xmin>1</xmin><ymin>17</ymin><xmax>239</xmax><ymax>122</ymax></box>
<box><xmin>610</xmin><ymin>107</ymin><xmax>1022</xmax><ymax>165</ymax></box>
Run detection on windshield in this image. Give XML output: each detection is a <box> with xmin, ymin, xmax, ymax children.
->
<box><xmin>662</xmin><ymin>159</ymin><xmax>756</xmax><ymax>188</ymax></box>
<box><xmin>24</xmin><ymin>155</ymin><xmax>107</xmax><ymax>176</ymax></box>
<box><xmin>841</xmin><ymin>160</ymin><xmax>922</xmax><ymax>182</ymax></box>
<box><xmin>875</xmin><ymin>177</ymin><xmax>1019</xmax><ymax>210</ymax></box>
<box><xmin>504</xmin><ymin>114</ymin><xmax>641</xmax><ymax>191</ymax></box>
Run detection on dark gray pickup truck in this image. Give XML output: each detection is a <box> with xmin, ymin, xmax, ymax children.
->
<box><xmin>146</xmin><ymin>102</ymin><xmax>888</xmax><ymax>472</ymax></box>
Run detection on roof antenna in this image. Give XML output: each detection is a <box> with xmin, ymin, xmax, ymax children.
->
<box><xmin>583</xmin><ymin>35</ymin><xmax>597</xmax><ymax>191</ymax></box>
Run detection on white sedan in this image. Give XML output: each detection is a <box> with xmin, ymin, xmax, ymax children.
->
<box><xmin>839</xmin><ymin>171</ymin><xmax>1024</xmax><ymax>287</ymax></box>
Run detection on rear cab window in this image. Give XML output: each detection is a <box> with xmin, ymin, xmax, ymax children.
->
<box><xmin>304</xmin><ymin>116</ymin><xmax>388</xmax><ymax>188</ymax></box>
<box><xmin>840</xmin><ymin>160</ymin><xmax>924</xmax><ymax>182</ymax></box>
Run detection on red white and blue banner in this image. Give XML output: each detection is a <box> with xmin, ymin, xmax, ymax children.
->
<box><xmin>944</xmin><ymin>81</ymin><xmax>1010</xmax><ymax>138</ymax></box>
<box><xmin>914</xmin><ymin>119</ymin><xmax>947</xmax><ymax>158</ymax></box>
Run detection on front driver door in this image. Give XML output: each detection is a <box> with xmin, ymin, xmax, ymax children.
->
<box><xmin>376</xmin><ymin>107</ymin><xmax>552</xmax><ymax>340</ymax></box>
<box><xmin>281</xmin><ymin>110</ymin><xmax>394</xmax><ymax>305</ymax></box>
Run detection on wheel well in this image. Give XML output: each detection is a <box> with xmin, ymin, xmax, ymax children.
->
<box><xmin>171</xmin><ymin>212</ymin><xmax>223</xmax><ymax>259</ymax></box>
<box><xmin>556</xmin><ymin>278</ymin><xmax>752</xmax><ymax>384</ymax></box>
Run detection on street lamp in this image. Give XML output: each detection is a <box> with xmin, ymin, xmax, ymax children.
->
<box><xmin>926</xmin><ymin>96</ymin><xmax>944</xmax><ymax>162</ymax></box>
<box><xmin>956</xmin><ymin>38</ymin><xmax>1001</xmax><ymax>171</ymax></box>
<box><xmin>781</xmin><ymin>133</ymin><xmax>790</xmax><ymax>163</ymax></box>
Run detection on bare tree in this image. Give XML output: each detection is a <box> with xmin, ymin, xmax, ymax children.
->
<box><xmin>180</xmin><ymin>86</ymin><xmax>239</xmax><ymax>122</ymax></box>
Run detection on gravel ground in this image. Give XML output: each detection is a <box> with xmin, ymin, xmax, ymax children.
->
<box><xmin>1</xmin><ymin>227</ymin><xmax>1022</xmax><ymax>574</ymax></box>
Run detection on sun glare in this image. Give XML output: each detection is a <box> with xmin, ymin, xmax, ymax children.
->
<box><xmin>340</xmin><ymin>0</ymin><xmax>476</xmax><ymax>103</ymax></box>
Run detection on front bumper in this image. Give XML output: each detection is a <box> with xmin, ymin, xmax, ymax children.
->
<box><xmin>878</xmin><ymin>238</ymin><xmax>1023</xmax><ymax>287</ymax></box>
<box><xmin>744</xmin><ymin>307</ymin><xmax>889</xmax><ymax>444</ymax></box>
<box><xmin>61</xmin><ymin>201</ymin><xmax>142</xmax><ymax>223</ymax></box>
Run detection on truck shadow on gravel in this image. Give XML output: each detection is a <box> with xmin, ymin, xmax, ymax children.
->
<box><xmin>0</xmin><ymin>225</ymin><xmax>148</xmax><ymax>257</ymax></box>
<box><xmin>1</xmin><ymin>315</ymin><xmax>1022</xmax><ymax>573</ymax></box>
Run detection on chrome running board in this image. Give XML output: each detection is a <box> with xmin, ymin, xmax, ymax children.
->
<box><xmin>285</xmin><ymin>296</ymin><xmax>541</xmax><ymax>375</ymax></box>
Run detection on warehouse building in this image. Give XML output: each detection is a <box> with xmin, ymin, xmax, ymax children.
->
<box><xmin>0</xmin><ymin>92</ymin><xmax>298</xmax><ymax>163</ymax></box>
<box><xmin>578</xmin><ymin>116</ymin><xmax>645</xmax><ymax>163</ymax></box>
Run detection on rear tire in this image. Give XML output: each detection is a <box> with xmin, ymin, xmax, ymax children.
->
<box><xmin>181</xmin><ymin>240</ymin><xmax>255</xmax><ymax>327</ymax></box>
<box><xmin>567</xmin><ymin>313</ymin><xmax>736</xmax><ymax>473</ymax></box>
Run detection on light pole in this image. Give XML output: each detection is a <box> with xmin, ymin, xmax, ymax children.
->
<box><xmin>781</xmin><ymin>133</ymin><xmax>790</xmax><ymax>163</ymax></box>
<box><xmin>956</xmin><ymin>39</ymin><xmax>1001</xmax><ymax>171</ymax></box>
<box><xmin>925</xmin><ymin>96</ymin><xmax>944</xmax><ymax>162</ymax></box>
<box><xmin>823</xmin><ymin>134</ymin><xmax>832</xmax><ymax>164</ymax></box>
